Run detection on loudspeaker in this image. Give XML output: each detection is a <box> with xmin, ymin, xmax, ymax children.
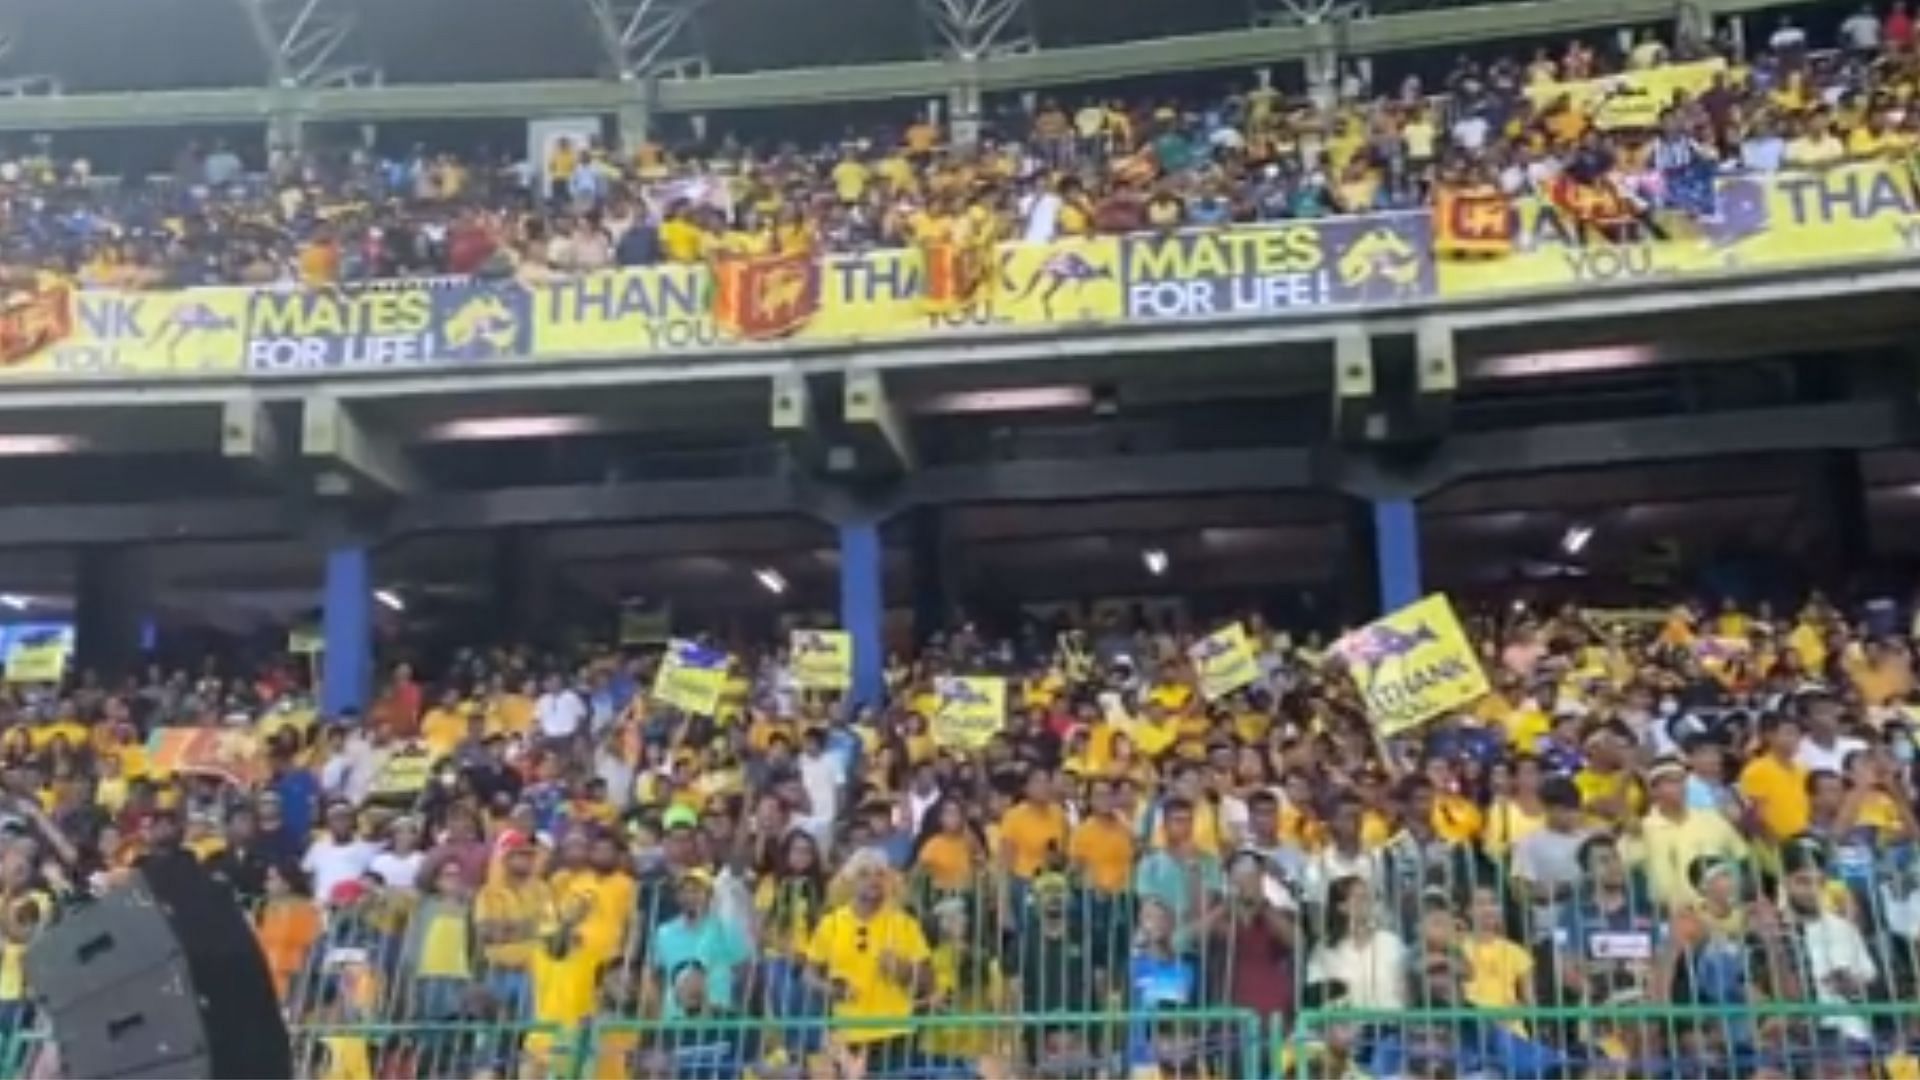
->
<box><xmin>26</xmin><ymin>856</ymin><xmax>292</xmax><ymax>1079</ymax></box>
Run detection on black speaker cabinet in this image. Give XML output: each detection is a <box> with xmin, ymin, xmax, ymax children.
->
<box><xmin>25</xmin><ymin>856</ymin><xmax>292</xmax><ymax>1079</ymax></box>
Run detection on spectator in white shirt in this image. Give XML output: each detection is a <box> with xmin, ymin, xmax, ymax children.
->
<box><xmin>1841</xmin><ymin>4</ymin><xmax>1883</xmax><ymax>52</ymax></box>
<box><xmin>367</xmin><ymin>816</ymin><xmax>427</xmax><ymax>894</ymax></box>
<box><xmin>535</xmin><ymin>673</ymin><xmax>587</xmax><ymax>746</ymax></box>
<box><xmin>302</xmin><ymin>802</ymin><xmax>379</xmax><ymax>904</ymax></box>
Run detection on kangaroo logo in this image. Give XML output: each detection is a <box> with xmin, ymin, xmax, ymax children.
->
<box><xmin>1012</xmin><ymin>249</ymin><xmax>1114</xmax><ymax>320</ymax></box>
<box><xmin>153</xmin><ymin>300</ymin><xmax>240</xmax><ymax>366</ymax></box>
<box><xmin>442</xmin><ymin>293</ymin><xmax>521</xmax><ymax>359</ymax></box>
<box><xmin>1337</xmin><ymin>227</ymin><xmax>1424</xmax><ymax>296</ymax></box>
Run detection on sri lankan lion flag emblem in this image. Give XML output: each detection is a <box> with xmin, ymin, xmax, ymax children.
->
<box><xmin>711</xmin><ymin>253</ymin><xmax>822</xmax><ymax>341</ymax></box>
<box><xmin>920</xmin><ymin>235</ymin><xmax>997</xmax><ymax>315</ymax></box>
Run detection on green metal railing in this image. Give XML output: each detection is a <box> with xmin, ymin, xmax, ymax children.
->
<box><xmin>1288</xmin><ymin>1002</ymin><xmax>1920</xmax><ymax>1080</ymax></box>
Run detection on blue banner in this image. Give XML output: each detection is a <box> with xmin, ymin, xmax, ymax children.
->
<box><xmin>1119</xmin><ymin>215</ymin><xmax>1436</xmax><ymax>320</ymax></box>
<box><xmin>244</xmin><ymin>281</ymin><xmax>532</xmax><ymax>372</ymax></box>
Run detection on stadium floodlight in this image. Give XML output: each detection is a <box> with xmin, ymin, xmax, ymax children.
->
<box><xmin>1143</xmin><ymin>549</ymin><xmax>1170</xmax><ymax>576</ymax></box>
<box><xmin>1561</xmin><ymin>524</ymin><xmax>1594</xmax><ymax>557</ymax></box>
<box><xmin>754</xmin><ymin>568</ymin><xmax>788</xmax><ymax>595</ymax></box>
<box><xmin>374</xmin><ymin>589</ymin><xmax>405</xmax><ymax>613</ymax></box>
<box><xmin>0</xmin><ymin>595</ymin><xmax>28</xmax><ymax>612</ymax></box>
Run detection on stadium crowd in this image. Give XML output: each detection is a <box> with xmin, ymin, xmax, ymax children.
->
<box><xmin>0</xmin><ymin>592</ymin><xmax>1918</xmax><ymax>1078</ymax></box>
<box><xmin>3</xmin><ymin>10</ymin><xmax>1918</xmax><ymax>289</ymax></box>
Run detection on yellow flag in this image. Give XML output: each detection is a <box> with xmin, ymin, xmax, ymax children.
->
<box><xmin>1188</xmin><ymin>623</ymin><xmax>1259</xmax><ymax>701</ymax></box>
<box><xmin>654</xmin><ymin>639</ymin><xmax>728</xmax><ymax>715</ymax></box>
<box><xmin>930</xmin><ymin>676</ymin><xmax>1005</xmax><ymax>749</ymax></box>
<box><xmin>790</xmin><ymin>630</ymin><xmax>852</xmax><ymax>691</ymax></box>
<box><xmin>1333</xmin><ymin>594</ymin><xmax>1489</xmax><ymax>737</ymax></box>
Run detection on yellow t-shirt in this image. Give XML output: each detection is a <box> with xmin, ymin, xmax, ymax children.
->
<box><xmin>999</xmin><ymin>801</ymin><xmax>1069</xmax><ymax>878</ymax></box>
<box><xmin>915</xmin><ymin>833</ymin><xmax>976</xmax><ymax>892</ymax></box>
<box><xmin>416</xmin><ymin>904</ymin><xmax>472</xmax><ymax>978</ymax></box>
<box><xmin>1739</xmin><ymin>755</ymin><xmax>1811</xmax><ymax>841</ymax></box>
<box><xmin>805</xmin><ymin>905</ymin><xmax>930</xmax><ymax>1044</ymax></box>
<box><xmin>660</xmin><ymin>218</ymin><xmax>706</xmax><ymax>263</ymax></box>
<box><xmin>552</xmin><ymin>870</ymin><xmax>634</xmax><ymax>967</ymax></box>
<box><xmin>420</xmin><ymin>708</ymin><xmax>467</xmax><ymax>760</ymax></box>
<box><xmin>1482</xmin><ymin>800</ymin><xmax>1544</xmax><ymax>859</ymax></box>
<box><xmin>831</xmin><ymin>159</ymin><xmax>869</xmax><ymax>202</ymax></box>
<box><xmin>474</xmin><ymin>879</ymin><xmax>555</xmax><ymax>969</ymax></box>
<box><xmin>1463</xmin><ymin>935</ymin><xmax>1533</xmax><ymax>1011</ymax></box>
<box><xmin>1069</xmin><ymin>816</ymin><xmax>1136</xmax><ymax>893</ymax></box>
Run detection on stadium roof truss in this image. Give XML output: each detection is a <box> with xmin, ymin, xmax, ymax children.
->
<box><xmin>239</xmin><ymin>0</ymin><xmax>380</xmax><ymax>90</ymax></box>
<box><xmin>0</xmin><ymin>0</ymin><xmax>1763</xmax><ymax>130</ymax></box>
<box><xmin>920</xmin><ymin>0</ymin><xmax>1036</xmax><ymax>60</ymax></box>
<box><xmin>578</xmin><ymin>0</ymin><xmax>710</xmax><ymax>82</ymax></box>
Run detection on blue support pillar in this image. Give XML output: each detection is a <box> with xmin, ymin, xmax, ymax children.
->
<box><xmin>322</xmin><ymin>545</ymin><xmax>372</xmax><ymax>717</ymax></box>
<box><xmin>839</xmin><ymin>519</ymin><xmax>885</xmax><ymax>711</ymax></box>
<box><xmin>1372</xmin><ymin>498</ymin><xmax>1423</xmax><ymax>613</ymax></box>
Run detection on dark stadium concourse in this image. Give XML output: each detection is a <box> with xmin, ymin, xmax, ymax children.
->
<box><xmin>3</xmin><ymin>300</ymin><xmax>1920</xmax><ymax>688</ymax></box>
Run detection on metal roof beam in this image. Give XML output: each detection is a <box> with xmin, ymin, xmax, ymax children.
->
<box><xmin>0</xmin><ymin>0</ymin><xmax>1751</xmax><ymax>128</ymax></box>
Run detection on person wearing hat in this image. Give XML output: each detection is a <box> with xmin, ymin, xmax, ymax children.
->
<box><xmin>473</xmin><ymin>831</ymin><xmax>552</xmax><ymax>1020</ymax></box>
<box><xmin>644</xmin><ymin>866</ymin><xmax>751</xmax><ymax>1020</ymax></box>
<box><xmin>1642</xmin><ymin>753</ymin><xmax>1748</xmax><ymax>909</ymax></box>
<box><xmin>802</xmin><ymin>849</ymin><xmax>930</xmax><ymax>1072</ymax></box>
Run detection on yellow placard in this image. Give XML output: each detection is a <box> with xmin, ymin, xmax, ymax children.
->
<box><xmin>369</xmin><ymin>743</ymin><xmax>435</xmax><ymax>800</ymax></box>
<box><xmin>930</xmin><ymin>676</ymin><xmax>1006</xmax><ymax>750</ymax></box>
<box><xmin>1437</xmin><ymin>160</ymin><xmax>1920</xmax><ymax>297</ymax></box>
<box><xmin>1189</xmin><ymin>623</ymin><xmax>1260</xmax><ymax>701</ymax></box>
<box><xmin>288</xmin><ymin>627</ymin><xmax>325</xmax><ymax>655</ymax></box>
<box><xmin>530</xmin><ymin>237</ymin><xmax>1123</xmax><ymax>358</ymax></box>
<box><xmin>1333</xmin><ymin>594</ymin><xmax>1490</xmax><ymax>737</ymax></box>
<box><xmin>654</xmin><ymin>638</ymin><xmax>728</xmax><ymax>715</ymax></box>
<box><xmin>0</xmin><ymin>287</ymin><xmax>249</xmax><ymax>379</ymax></box>
<box><xmin>1525</xmin><ymin>58</ymin><xmax>1728</xmax><ymax>131</ymax></box>
<box><xmin>3</xmin><ymin>633</ymin><xmax>70</xmax><ymax>684</ymax></box>
<box><xmin>790</xmin><ymin>630</ymin><xmax>852</xmax><ymax>692</ymax></box>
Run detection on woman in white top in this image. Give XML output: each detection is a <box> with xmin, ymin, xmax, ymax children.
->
<box><xmin>1306</xmin><ymin>875</ymin><xmax>1410</xmax><ymax>1013</ymax></box>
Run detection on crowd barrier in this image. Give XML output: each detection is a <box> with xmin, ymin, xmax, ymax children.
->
<box><xmin>0</xmin><ymin>829</ymin><xmax>1906</xmax><ymax>1076</ymax></box>
<box><xmin>2</xmin><ymin>160</ymin><xmax>1916</xmax><ymax>382</ymax></box>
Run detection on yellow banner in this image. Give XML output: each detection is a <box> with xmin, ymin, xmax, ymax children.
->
<box><xmin>1439</xmin><ymin>160</ymin><xmax>1920</xmax><ymax>296</ymax></box>
<box><xmin>3</xmin><ymin>632</ymin><xmax>70</xmax><ymax>684</ymax></box>
<box><xmin>0</xmin><ymin>287</ymin><xmax>248</xmax><ymax>378</ymax></box>
<box><xmin>1333</xmin><ymin>594</ymin><xmax>1490</xmax><ymax>737</ymax></box>
<box><xmin>654</xmin><ymin>639</ymin><xmax>728</xmax><ymax>715</ymax></box>
<box><xmin>369</xmin><ymin>742</ymin><xmax>436</xmax><ymax>800</ymax></box>
<box><xmin>930</xmin><ymin>676</ymin><xmax>1006</xmax><ymax>750</ymax></box>
<box><xmin>1525</xmin><ymin>58</ymin><xmax>1728</xmax><ymax>131</ymax></box>
<box><xmin>790</xmin><ymin>629</ymin><xmax>852</xmax><ymax>692</ymax></box>
<box><xmin>1189</xmin><ymin>623</ymin><xmax>1260</xmax><ymax>701</ymax></box>
<box><xmin>532</xmin><ymin>238</ymin><xmax>1122</xmax><ymax>356</ymax></box>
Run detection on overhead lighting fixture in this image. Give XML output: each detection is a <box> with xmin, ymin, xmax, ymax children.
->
<box><xmin>1561</xmin><ymin>523</ymin><xmax>1594</xmax><ymax>556</ymax></box>
<box><xmin>753</xmin><ymin>568</ymin><xmax>788</xmax><ymax>595</ymax></box>
<box><xmin>0</xmin><ymin>595</ymin><xmax>27</xmax><ymax>611</ymax></box>
<box><xmin>1143</xmin><ymin>548</ymin><xmax>1169</xmax><ymax>576</ymax></box>
<box><xmin>920</xmin><ymin>385</ymin><xmax>1094</xmax><ymax>415</ymax></box>
<box><xmin>1477</xmin><ymin>345</ymin><xmax>1659</xmax><ymax>379</ymax></box>
<box><xmin>0</xmin><ymin>434</ymin><xmax>85</xmax><ymax>456</ymax></box>
<box><xmin>374</xmin><ymin>589</ymin><xmax>406</xmax><ymax>612</ymax></box>
<box><xmin>425</xmin><ymin>415</ymin><xmax>601</xmax><ymax>442</ymax></box>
